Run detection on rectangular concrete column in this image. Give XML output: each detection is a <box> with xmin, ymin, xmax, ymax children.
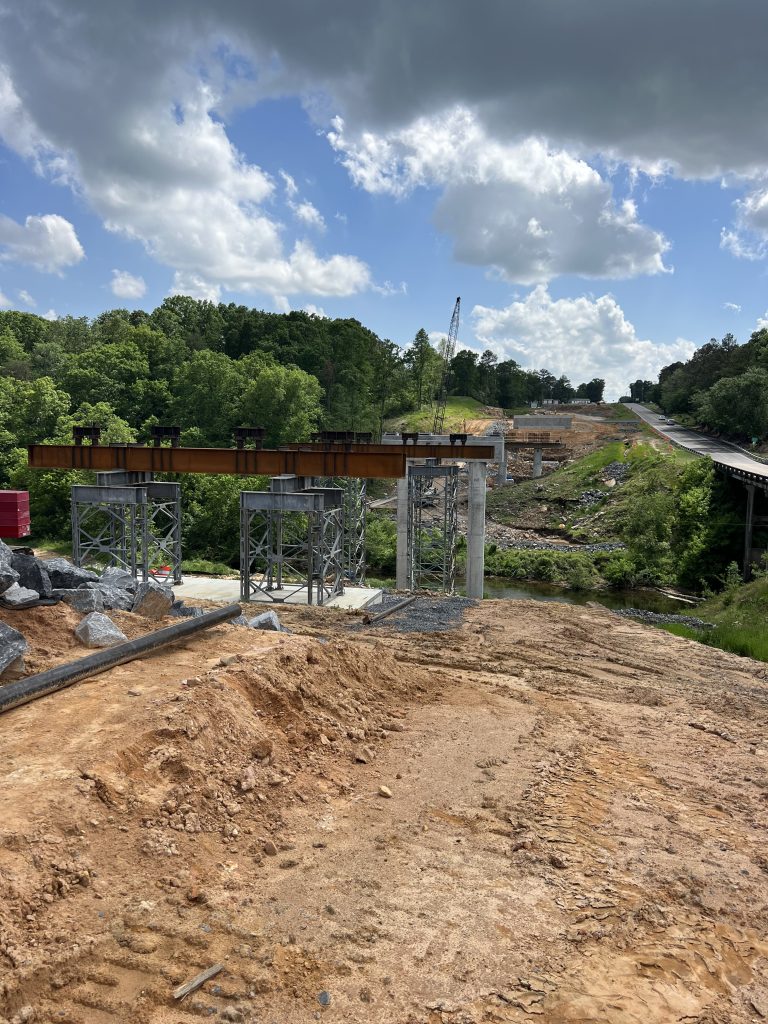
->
<box><xmin>743</xmin><ymin>483</ymin><xmax>756</xmax><ymax>581</ymax></box>
<box><xmin>396</xmin><ymin>471</ymin><xmax>409</xmax><ymax>590</ymax></box>
<box><xmin>532</xmin><ymin>447</ymin><xmax>543</xmax><ymax>478</ymax></box>
<box><xmin>466</xmin><ymin>461</ymin><xmax>487</xmax><ymax>600</ymax></box>
<box><xmin>496</xmin><ymin>440</ymin><xmax>506</xmax><ymax>486</ymax></box>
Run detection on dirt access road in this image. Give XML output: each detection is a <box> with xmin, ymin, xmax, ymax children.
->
<box><xmin>1</xmin><ymin>598</ymin><xmax>768</xmax><ymax>1023</ymax></box>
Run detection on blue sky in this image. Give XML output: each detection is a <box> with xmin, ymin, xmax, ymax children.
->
<box><xmin>2</xmin><ymin>1</ymin><xmax>768</xmax><ymax>399</ymax></box>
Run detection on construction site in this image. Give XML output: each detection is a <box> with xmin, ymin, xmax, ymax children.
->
<box><xmin>0</xmin><ymin>387</ymin><xmax>767</xmax><ymax>1024</ymax></box>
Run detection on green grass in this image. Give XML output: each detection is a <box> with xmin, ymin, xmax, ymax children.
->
<box><xmin>181</xmin><ymin>557</ymin><xmax>237</xmax><ymax>576</ymax></box>
<box><xmin>605</xmin><ymin>403</ymin><xmax>639</xmax><ymax>420</ymax></box>
<box><xmin>386</xmin><ymin>396</ymin><xmax>489</xmax><ymax>433</ymax></box>
<box><xmin>658</xmin><ymin>577</ymin><xmax>768</xmax><ymax>662</ymax></box>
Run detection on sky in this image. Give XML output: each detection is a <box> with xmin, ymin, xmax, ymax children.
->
<box><xmin>2</xmin><ymin>2</ymin><xmax>768</xmax><ymax>399</ymax></box>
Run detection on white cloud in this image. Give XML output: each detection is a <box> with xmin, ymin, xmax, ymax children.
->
<box><xmin>279</xmin><ymin>170</ymin><xmax>298</xmax><ymax>198</ymax></box>
<box><xmin>0</xmin><ymin>213</ymin><xmax>84</xmax><ymax>273</ymax></box>
<box><xmin>472</xmin><ymin>286</ymin><xmax>695</xmax><ymax>400</ymax></box>
<box><xmin>17</xmin><ymin>289</ymin><xmax>35</xmax><ymax>307</ymax></box>
<box><xmin>110</xmin><ymin>269</ymin><xmax>147</xmax><ymax>299</ymax></box>
<box><xmin>302</xmin><ymin>303</ymin><xmax>326</xmax><ymax>317</ymax></box>
<box><xmin>721</xmin><ymin>186</ymin><xmax>768</xmax><ymax>262</ymax></box>
<box><xmin>42</xmin><ymin>308</ymin><xmax>57</xmax><ymax>320</ymax></box>
<box><xmin>291</xmin><ymin>200</ymin><xmax>325</xmax><ymax>231</ymax></box>
<box><xmin>723</xmin><ymin>301</ymin><xmax>742</xmax><ymax>313</ymax></box>
<box><xmin>329</xmin><ymin>109</ymin><xmax>669</xmax><ymax>284</ymax></box>
<box><xmin>0</xmin><ymin>289</ymin><xmax>11</xmax><ymax>308</ymax></box>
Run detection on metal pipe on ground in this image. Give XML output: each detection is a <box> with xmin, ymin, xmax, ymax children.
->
<box><xmin>362</xmin><ymin>595</ymin><xmax>417</xmax><ymax>626</ymax></box>
<box><xmin>0</xmin><ymin>603</ymin><xmax>242</xmax><ymax>716</ymax></box>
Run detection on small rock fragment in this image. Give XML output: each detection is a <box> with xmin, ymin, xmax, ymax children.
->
<box><xmin>263</xmin><ymin>840</ymin><xmax>278</xmax><ymax>856</ymax></box>
<box><xmin>378</xmin><ymin>785</ymin><xmax>393</xmax><ymax>799</ymax></box>
<box><xmin>131</xmin><ymin>579</ymin><xmax>174</xmax><ymax>619</ymax></box>
<box><xmin>247</xmin><ymin>610</ymin><xmax>282</xmax><ymax>631</ymax></box>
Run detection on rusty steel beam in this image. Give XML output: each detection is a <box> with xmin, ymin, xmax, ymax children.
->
<box><xmin>27</xmin><ymin>442</ymin><xmax>496</xmax><ymax>479</ymax></box>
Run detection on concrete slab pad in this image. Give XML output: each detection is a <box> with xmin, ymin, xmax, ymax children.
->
<box><xmin>174</xmin><ymin>575</ymin><xmax>382</xmax><ymax>610</ymax></box>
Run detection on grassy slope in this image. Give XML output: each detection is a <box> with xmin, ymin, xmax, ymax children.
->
<box><xmin>386</xmin><ymin>396</ymin><xmax>489</xmax><ymax>433</ymax></box>
<box><xmin>667</xmin><ymin>577</ymin><xmax>768</xmax><ymax>661</ymax></box>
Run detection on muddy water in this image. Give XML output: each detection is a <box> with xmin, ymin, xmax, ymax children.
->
<box><xmin>475</xmin><ymin>576</ymin><xmax>689</xmax><ymax>614</ymax></box>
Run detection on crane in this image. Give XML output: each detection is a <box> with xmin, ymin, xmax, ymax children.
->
<box><xmin>432</xmin><ymin>296</ymin><xmax>461</xmax><ymax>434</ymax></box>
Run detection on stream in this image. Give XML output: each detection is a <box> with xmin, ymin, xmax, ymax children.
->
<box><xmin>464</xmin><ymin>576</ymin><xmax>691</xmax><ymax>614</ymax></box>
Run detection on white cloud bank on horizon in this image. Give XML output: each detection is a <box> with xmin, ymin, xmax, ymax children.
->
<box><xmin>472</xmin><ymin>287</ymin><xmax>695</xmax><ymax>400</ymax></box>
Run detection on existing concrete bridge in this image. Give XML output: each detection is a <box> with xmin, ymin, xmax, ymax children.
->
<box><xmin>629</xmin><ymin>403</ymin><xmax>768</xmax><ymax>578</ymax></box>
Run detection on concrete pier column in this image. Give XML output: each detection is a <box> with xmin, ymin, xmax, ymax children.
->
<box><xmin>743</xmin><ymin>483</ymin><xmax>756</xmax><ymax>581</ymax></box>
<box><xmin>466</xmin><ymin>461</ymin><xmax>487</xmax><ymax>600</ymax></box>
<box><xmin>496</xmin><ymin>439</ymin><xmax>507</xmax><ymax>486</ymax></box>
<box><xmin>396</xmin><ymin>469</ymin><xmax>409</xmax><ymax>590</ymax></box>
<box><xmin>532</xmin><ymin>447</ymin><xmax>543</xmax><ymax>478</ymax></box>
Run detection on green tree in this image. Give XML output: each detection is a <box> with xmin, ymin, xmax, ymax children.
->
<box><xmin>239</xmin><ymin>363</ymin><xmax>323</xmax><ymax>446</ymax></box>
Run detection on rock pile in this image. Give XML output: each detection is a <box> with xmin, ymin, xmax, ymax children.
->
<box><xmin>0</xmin><ymin>553</ymin><xmax>182</xmax><ymax>679</ymax></box>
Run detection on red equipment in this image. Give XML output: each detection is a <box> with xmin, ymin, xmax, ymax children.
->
<box><xmin>0</xmin><ymin>490</ymin><xmax>31</xmax><ymax>539</ymax></box>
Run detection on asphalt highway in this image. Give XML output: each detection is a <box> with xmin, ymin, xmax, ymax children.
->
<box><xmin>627</xmin><ymin>403</ymin><xmax>768</xmax><ymax>482</ymax></box>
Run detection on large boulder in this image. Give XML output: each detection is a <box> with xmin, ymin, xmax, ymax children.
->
<box><xmin>0</xmin><ymin>621</ymin><xmax>28</xmax><ymax>676</ymax></box>
<box><xmin>44</xmin><ymin>558</ymin><xmax>98</xmax><ymax>590</ymax></box>
<box><xmin>55</xmin><ymin>588</ymin><xmax>104</xmax><ymax>613</ymax></box>
<box><xmin>80</xmin><ymin>581</ymin><xmax>133</xmax><ymax>611</ymax></box>
<box><xmin>0</xmin><ymin>539</ymin><xmax>19</xmax><ymax>594</ymax></box>
<box><xmin>11</xmin><ymin>552</ymin><xmax>52</xmax><ymax>598</ymax></box>
<box><xmin>131</xmin><ymin>579</ymin><xmax>174</xmax><ymax>619</ymax></box>
<box><xmin>74</xmin><ymin>612</ymin><xmax>127</xmax><ymax>649</ymax></box>
<box><xmin>99</xmin><ymin>567</ymin><xmax>138</xmax><ymax>594</ymax></box>
<box><xmin>1</xmin><ymin>583</ymin><xmax>40</xmax><ymax>608</ymax></box>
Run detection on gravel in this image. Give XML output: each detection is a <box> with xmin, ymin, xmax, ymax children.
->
<box><xmin>490</xmin><ymin>538</ymin><xmax>625</xmax><ymax>554</ymax></box>
<box><xmin>362</xmin><ymin>594</ymin><xmax>477</xmax><ymax>633</ymax></box>
<box><xmin>616</xmin><ymin>609</ymin><xmax>715</xmax><ymax>630</ymax></box>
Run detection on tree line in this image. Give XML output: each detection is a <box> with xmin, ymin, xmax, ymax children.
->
<box><xmin>623</xmin><ymin>327</ymin><xmax>768</xmax><ymax>441</ymax></box>
<box><xmin>0</xmin><ymin>296</ymin><xmax>603</xmax><ymax>558</ymax></box>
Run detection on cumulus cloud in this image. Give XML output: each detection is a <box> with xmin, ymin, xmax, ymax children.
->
<box><xmin>330</xmin><ymin>110</ymin><xmax>669</xmax><ymax>284</ymax></box>
<box><xmin>472</xmin><ymin>287</ymin><xmax>695</xmax><ymax>400</ymax></box>
<box><xmin>110</xmin><ymin>269</ymin><xmax>146</xmax><ymax>299</ymax></box>
<box><xmin>291</xmin><ymin>200</ymin><xmax>325</xmax><ymax>231</ymax></box>
<box><xmin>0</xmin><ymin>213</ymin><xmax>84</xmax><ymax>273</ymax></box>
<box><xmin>18</xmin><ymin>289</ymin><xmax>35</xmax><ymax>307</ymax></box>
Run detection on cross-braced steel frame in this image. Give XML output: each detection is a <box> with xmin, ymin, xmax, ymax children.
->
<box><xmin>318</xmin><ymin>476</ymin><xmax>367</xmax><ymax>583</ymax></box>
<box><xmin>71</xmin><ymin>483</ymin><xmax>182</xmax><ymax>583</ymax></box>
<box><xmin>240</xmin><ymin>487</ymin><xmax>344</xmax><ymax>605</ymax></box>
<box><xmin>407</xmin><ymin>463</ymin><xmax>459</xmax><ymax>593</ymax></box>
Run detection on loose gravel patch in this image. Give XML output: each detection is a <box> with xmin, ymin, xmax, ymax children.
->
<box><xmin>361</xmin><ymin>594</ymin><xmax>477</xmax><ymax>633</ymax></box>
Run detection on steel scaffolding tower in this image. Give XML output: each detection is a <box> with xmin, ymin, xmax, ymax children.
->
<box><xmin>71</xmin><ymin>482</ymin><xmax>182</xmax><ymax>583</ymax></box>
<box><xmin>240</xmin><ymin>484</ymin><xmax>344</xmax><ymax>605</ymax></box>
<box><xmin>318</xmin><ymin>476</ymin><xmax>367</xmax><ymax>583</ymax></box>
<box><xmin>407</xmin><ymin>462</ymin><xmax>459</xmax><ymax>593</ymax></box>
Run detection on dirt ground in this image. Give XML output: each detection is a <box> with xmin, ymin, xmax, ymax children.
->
<box><xmin>1</xmin><ymin>598</ymin><xmax>768</xmax><ymax>1023</ymax></box>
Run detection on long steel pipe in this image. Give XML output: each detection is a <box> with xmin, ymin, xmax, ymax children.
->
<box><xmin>0</xmin><ymin>603</ymin><xmax>242</xmax><ymax>715</ymax></box>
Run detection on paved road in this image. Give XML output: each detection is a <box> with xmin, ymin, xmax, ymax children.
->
<box><xmin>627</xmin><ymin>403</ymin><xmax>768</xmax><ymax>483</ymax></box>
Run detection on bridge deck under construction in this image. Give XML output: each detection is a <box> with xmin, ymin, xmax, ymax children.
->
<box><xmin>27</xmin><ymin>441</ymin><xmax>497</xmax><ymax>480</ymax></box>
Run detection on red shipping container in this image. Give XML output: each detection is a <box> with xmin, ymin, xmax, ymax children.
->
<box><xmin>0</xmin><ymin>491</ymin><xmax>31</xmax><ymax>538</ymax></box>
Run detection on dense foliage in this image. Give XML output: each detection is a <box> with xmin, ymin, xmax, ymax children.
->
<box><xmin>626</xmin><ymin>328</ymin><xmax>768</xmax><ymax>441</ymax></box>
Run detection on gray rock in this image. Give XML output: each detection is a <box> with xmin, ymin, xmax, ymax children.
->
<box><xmin>55</xmin><ymin>588</ymin><xmax>104</xmax><ymax>613</ymax></box>
<box><xmin>99</xmin><ymin>567</ymin><xmax>138</xmax><ymax>594</ymax></box>
<box><xmin>11</xmin><ymin>552</ymin><xmax>52</xmax><ymax>598</ymax></box>
<box><xmin>44</xmin><ymin>558</ymin><xmax>98</xmax><ymax>590</ymax></box>
<box><xmin>0</xmin><ymin>539</ymin><xmax>19</xmax><ymax>594</ymax></box>
<box><xmin>231</xmin><ymin>614</ymin><xmax>249</xmax><ymax>626</ymax></box>
<box><xmin>131</xmin><ymin>579</ymin><xmax>174</xmax><ymax>619</ymax></box>
<box><xmin>2</xmin><ymin>656</ymin><xmax>26</xmax><ymax>680</ymax></box>
<box><xmin>80</xmin><ymin>581</ymin><xmax>133</xmax><ymax>611</ymax></box>
<box><xmin>247</xmin><ymin>610</ymin><xmax>282</xmax><ymax>631</ymax></box>
<box><xmin>1</xmin><ymin>583</ymin><xmax>40</xmax><ymax>608</ymax></box>
<box><xmin>0</xmin><ymin>621</ymin><xmax>28</xmax><ymax>675</ymax></box>
<box><xmin>74</xmin><ymin>612</ymin><xmax>127</xmax><ymax>648</ymax></box>
<box><xmin>179</xmin><ymin>605</ymin><xmax>205</xmax><ymax>618</ymax></box>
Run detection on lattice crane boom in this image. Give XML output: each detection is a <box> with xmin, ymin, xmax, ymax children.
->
<box><xmin>432</xmin><ymin>296</ymin><xmax>461</xmax><ymax>434</ymax></box>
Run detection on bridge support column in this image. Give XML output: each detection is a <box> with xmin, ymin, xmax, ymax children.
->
<box><xmin>743</xmin><ymin>484</ymin><xmax>756</xmax><ymax>581</ymax></box>
<box><xmin>466</xmin><ymin>461</ymin><xmax>487</xmax><ymax>600</ymax></box>
<box><xmin>532</xmin><ymin>447</ymin><xmax>543</xmax><ymax>479</ymax></box>
<box><xmin>396</xmin><ymin>471</ymin><xmax>409</xmax><ymax>590</ymax></box>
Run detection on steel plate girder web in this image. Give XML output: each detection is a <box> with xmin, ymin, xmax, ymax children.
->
<box><xmin>28</xmin><ymin>443</ymin><xmax>495</xmax><ymax>479</ymax></box>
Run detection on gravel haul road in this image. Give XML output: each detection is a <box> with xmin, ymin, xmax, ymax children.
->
<box><xmin>1</xmin><ymin>598</ymin><xmax>767</xmax><ymax>1023</ymax></box>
